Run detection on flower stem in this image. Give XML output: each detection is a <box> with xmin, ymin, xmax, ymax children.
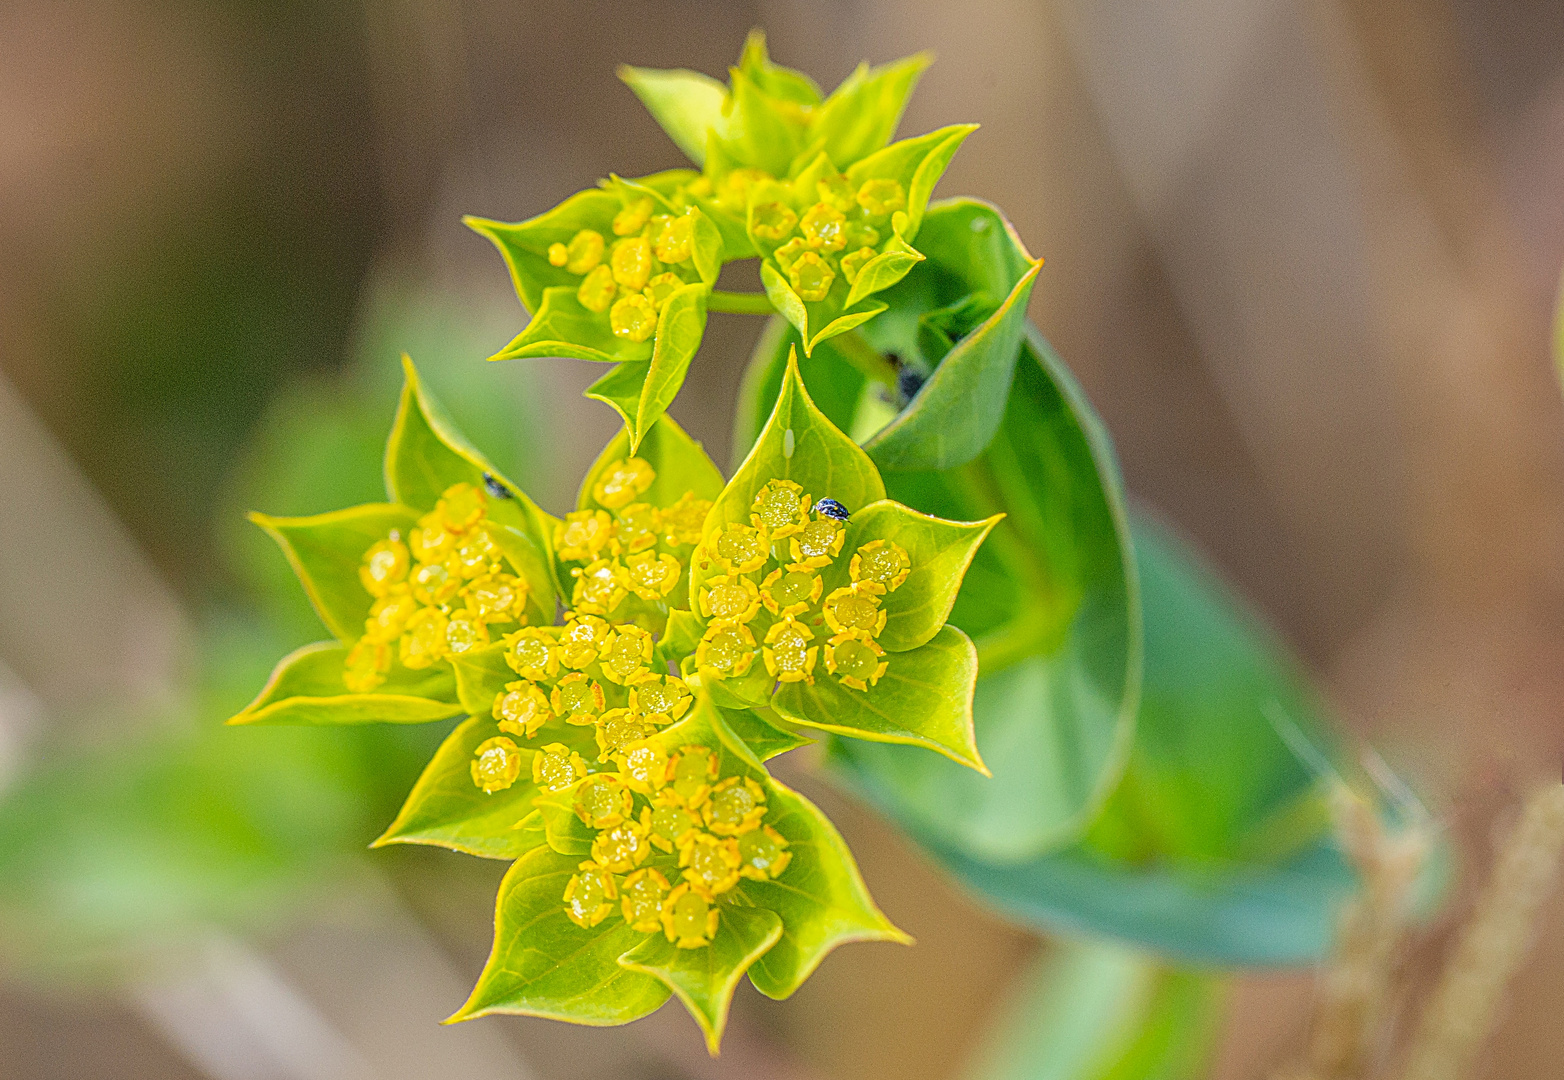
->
<box><xmin>707</xmin><ymin>290</ymin><xmax>777</xmax><ymax>315</ymax></box>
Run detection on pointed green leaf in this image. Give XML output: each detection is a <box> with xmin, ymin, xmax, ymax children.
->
<box><xmin>732</xmin><ymin>317</ymin><xmax>868</xmax><ymax>464</ymax></box>
<box><xmin>695</xmin><ymin>347</ymin><xmax>885</xmax><ymax>600</ymax></box>
<box><xmin>736</xmin><ymin>30</ymin><xmax>822</xmax><ymax>107</ymax></box>
<box><xmin>630</xmin><ymin>283</ymin><xmax>709</xmax><ymax>451</ymax></box>
<box><xmin>721</xmin><ymin>67</ymin><xmax>807</xmax><ymax>178</ymax></box>
<box><xmin>464</xmin><ymin>191</ymin><xmax>621</xmax><ymax>313</ymax></box>
<box><xmin>618</xmin><ymin>65</ymin><xmax>730</xmax><ymax>166</ymax></box>
<box><xmin>228</xmin><ymin>642</ymin><xmax>462</xmax><ymax>725</ymax></box>
<box><xmin>249</xmin><ymin>504</ymin><xmax>419</xmax><ymax>642</ymax></box>
<box><xmin>659</xmin><ymin>608</ymin><xmax>706</xmax><ymax>666</ymax></box>
<box><xmin>498</xmin><ymin>287</ymin><xmax>654</xmax><ymax>365</ymax></box>
<box><xmin>373</xmin><ymin>715</ymin><xmax>548</xmax><ymax>859</ymax></box>
<box><xmin>862</xmin><ymin>199</ymin><xmax>1043</xmax><ymax>471</ymax></box>
<box><xmin>771</xmin><ymin>624</ymin><xmax>983</xmax><ymax>771</ymax></box>
<box><xmin>385</xmin><ymin>356</ymin><xmax>560</xmax><ymax>621</ymax></box>
<box><xmin>810</xmin><ymin>53</ymin><xmax>932</xmax><ymax>169</ymax></box>
<box><xmin>843</xmin><ymin>234</ymin><xmax>923</xmax><ymax>309</ymax></box>
<box><xmin>450</xmin><ymin>845</ymin><xmax>672</xmax><ymax>1025</ymax></box>
<box><xmin>618</xmin><ymin>904</ymin><xmax>783</xmax><ymax>1054</ymax></box>
<box><xmin>722</xmin><ymin>707</ymin><xmax>814</xmax><ymax>761</ymax></box>
<box><xmin>817</xmin><ymin>501</ymin><xmax>1001</xmax><ymax>652</ymax></box>
<box><xmin>578</xmin><ymin>413</ymin><xmax>724</xmax><ymax>513</ymax></box>
<box><xmin>738</xmin><ymin>769</ymin><xmax>911</xmax><ymax>999</ymax></box>
<box><xmin>846</xmin><ymin>124</ymin><xmax>977</xmax><ymax>241</ymax></box>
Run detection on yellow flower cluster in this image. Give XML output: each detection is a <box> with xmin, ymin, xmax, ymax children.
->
<box><xmin>695</xmin><ymin>479</ymin><xmax>909</xmax><ymax>691</ymax></box>
<box><xmin>695</xmin><ymin>166</ymin><xmax>907</xmax><ymax>301</ymax></box>
<box><xmin>547</xmin><ymin>199</ymin><xmax>706</xmax><ymax>343</ymax></box>
<box><xmin>558</xmin><ymin>742</ymin><xmax>791</xmax><ymax>949</ymax></box>
<box><xmin>345</xmin><ymin>482</ymin><xmax>529</xmax><ymax>692</ymax></box>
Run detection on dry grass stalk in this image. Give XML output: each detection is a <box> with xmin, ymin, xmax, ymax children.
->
<box><xmin>1274</xmin><ymin>785</ymin><xmax>1429</xmax><ymax>1080</ymax></box>
<box><xmin>1397</xmin><ymin>782</ymin><xmax>1564</xmax><ymax>1080</ymax></box>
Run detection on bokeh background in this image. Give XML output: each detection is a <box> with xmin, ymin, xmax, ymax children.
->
<box><xmin>3</xmin><ymin>1</ymin><xmax>1564</xmax><ymax>1077</ymax></box>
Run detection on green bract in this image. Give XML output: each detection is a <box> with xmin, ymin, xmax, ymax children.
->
<box><xmin>468</xmin><ymin>33</ymin><xmax>974</xmax><ymax>449</ymax></box>
<box><xmin>233</xmin><ymin>353</ymin><xmax>993</xmax><ymax>1048</ymax></box>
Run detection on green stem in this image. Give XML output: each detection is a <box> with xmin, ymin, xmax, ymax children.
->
<box><xmin>707</xmin><ymin>290</ymin><xmax>777</xmax><ymax>315</ymax></box>
<box><xmin>829</xmin><ymin>329</ymin><xmax>899</xmax><ymax>387</ymax></box>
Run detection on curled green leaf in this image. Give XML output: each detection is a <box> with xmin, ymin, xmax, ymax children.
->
<box><xmin>229</xmin><ymin>642</ymin><xmax>462</xmax><ymax>726</ymax></box>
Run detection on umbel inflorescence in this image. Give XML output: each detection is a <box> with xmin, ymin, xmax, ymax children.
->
<box><xmin>234</xmin><ymin>350</ymin><xmax>996</xmax><ymax>1049</ymax></box>
<box><xmin>233</xmin><ymin>30</ymin><xmax>1006</xmax><ymax>1055</ymax></box>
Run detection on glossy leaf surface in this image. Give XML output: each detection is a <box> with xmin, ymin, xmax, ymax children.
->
<box><xmin>229</xmin><ymin>642</ymin><xmax>461</xmax><ymax>726</ymax></box>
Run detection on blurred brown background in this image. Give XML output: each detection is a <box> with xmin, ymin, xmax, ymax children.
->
<box><xmin>3</xmin><ymin>1</ymin><xmax>1564</xmax><ymax>1077</ymax></box>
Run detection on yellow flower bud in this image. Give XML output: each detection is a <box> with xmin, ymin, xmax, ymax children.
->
<box><xmin>620</xmin><ymin>867</ymin><xmax>671</xmax><ymax>932</ymax></box>
<box><xmin>850</xmin><ymin>539</ymin><xmax>911</xmax><ymax>591</ymax></box>
<box><xmin>612</xmin><ymin>196</ymin><xmax>654</xmax><ymax>237</ymax></box>
<box><xmin>558</xmin><ymin>612</ymin><xmax>613</xmax><ymax>669</ymax></box>
<box><xmin>591</xmin><ymin>818</ymin><xmax>652</xmax><ymax>873</ymax></box>
<box><xmin>824</xmin><ymin>630</ymin><xmax>888</xmax><ymax>691</ymax></box>
<box><xmin>571</xmin><ymin>558</ymin><xmax>627</xmax><ymax>614</ymax></box>
<box><xmin>531</xmin><ymin>742</ymin><xmax>586</xmax><ymax>791</ymax></box>
<box><xmin>660</xmin><ymin>492</ymin><xmax>711</xmax><ymax>547</ymax></box>
<box><xmin>359</xmin><ymin>537</ymin><xmax>410</xmax><ymax>597</ymax></box>
<box><xmin>555</xmin><ymin>509</ymin><xmax>613</xmax><ymax>562</ymax></box>
<box><xmin>399</xmin><ymin>608</ymin><xmax>449</xmax><ymax>669</ymax></box>
<box><xmin>504</xmin><ymin>627</ymin><xmax>560</xmax><ymax>680</ymax></box>
<box><xmin>710</xmin><ymin>522</ymin><xmax>769</xmax><ymax>574</ymax></box>
<box><xmin>599</xmin><ymin>625</ymin><xmax>654</xmax><ymax>684</ymax></box>
<box><xmin>751</xmin><ymin>202</ymin><xmax>797</xmax><ymax>241</ymax></box>
<box><xmin>547</xmin><ymin>242</ymin><xmax>568</xmax><ymax>266</ymax></box>
<box><xmin>790</xmin><ymin>514</ymin><xmax>846</xmax><ymax>567</ymax></box>
<box><xmin>679</xmin><ymin>831</ymin><xmax>741</xmax><ymax>894</ymax></box>
<box><xmin>698</xmin><ymin>574</ymin><xmax>761</xmax><ymax>623</ymax></box>
<box><xmin>751</xmin><ymin>478</ymin><xmax>810</xmax><ymax>536</ymax></box>
<box><xmin>563</xmin><ymin>862</ymin><xmax>617</xmax><ymax>928</ymax></box>
<box><xmin>856</xmin><ymin>178</ymin><xmax>907</xmax><ymax>217</ymax></box>
<box><xmin>761</xmin><ymin>565</ymin><xmax>822</xmax><ymax>617</ymax></box>
<box><xmin>610</xmin><ymin>235</ymin><xmax>653</xmax><ymax>292</ymax></box>
<box><xmin>610</xmin><ymin>292</ymin><xmax>657</xmax><ymax>342</ymax></box>
<box><xmin>737</xmin><ymin>825</ymin><xmax>791</xmax><ymax>881</ymax></box>
<box><xmin>626</xmin><ymin>673</ymin><xmax>691</xmax><ymax>722</ymax></box>
<box><xmin>592</xmin><ymin>458</ymin><xmax>656</xmax><ymax>510</ymax></box>
<box><xmin>470</xmin><ymin>736</ymin><xmax>522</xmax><ymax>793</ymax></box>
<box><xmin>610</xmin><ymin>502</ymin><xmax>661</xmax><ymax>554</ymax></box>
<box><xmin>763</xmin><ymin>617</ymin><xmax>817</xmax><ymax>683</ymax></box>
<box><xmin>551</xmin><ymin>671</ymin><xmax>606</xmax><ymax>725</ymax></box>
<box><xmin>494</xmin><ymin>680</ymin><xmax>552</xmax><ymax>738</ymax></box>
<box><xmin>799</xmin><ymin>202</ymin><xmax>847</xmax><ymax>252</ymax></box>
<box><xmin>661</xmin><ymin>883</ymin><xmax>719</xmax><ymax>949</ymax></box>
<box><xmin>563</xmin><ymin>229</ymin><xmax>605</xmax><ymax>274</ymax></box>
<box><xmin>823</xmin><ymin>584</ymin><xmax>887</xmax><ymax>637</ymax></box>
<box><xmin>574</xmin><ymin>774</ymin><xmax>634</xmax><ymax>829</ymax></box>
<box><xmin>703</xmin><ymin>776</ymin><xmax>767</xmax><ymax>836</ymax></box>
<box><xmin>577</xmin><ymin>264</ymin><xmax>616</xmax><ymax>313</ymax></box>
<box><xmin>619</xmin><ymin>550</ymin><xmax>682</xmax><ymax>600</ymax></box>
<box><xmin>444</xmin><ymin>608</ymin><xmax>491</xmax><ymax>654</ymax></box>
<box><xmin>816</xmin><ymin>174</ymin><xmax>855</xmax><ymax>212</ymax></box>
<box><xmin>653</xmin><ymin>213</ymin><xmax>695</xmax><ymax>263</ymax></box>
<box><xmin>643</xmin><ymin>272</ymin><xmax>683</xmax><ymax>311</ymax></box>
<box><xmin>696</xmin><ymin>621</ymin><xmax>757</xmax><ymax>679</ymax></box>
<box><xmin>788</xmin><ymin>250</ymin><xmax>836</xmax><ymax>302</ymax></box>
<box><xmin>343</xmin><ymin>636</ymin><xmax>391</xmax><ymax>692</ymax></box>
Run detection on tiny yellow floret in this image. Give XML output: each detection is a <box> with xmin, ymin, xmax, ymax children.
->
<box><xmin>788</xmin><ymin>250</ymin><xmax>836</xmax><ymax>301</ymax></box>
<box><xmin>471</xmin><ymin>736</ymin><xmax>522</xmax><ymax>793</ymax></box>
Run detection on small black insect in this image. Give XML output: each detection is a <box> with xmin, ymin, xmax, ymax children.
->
<box><xmin>897</xmin><ymin>366</ymin><xmax>927</xmax><ymax>402</ymax></box>
<box><xmin>814</xmin><ymin>498</ymin><xmax>850</xmax><ymax>521</ymax></box>
<box><xmin>483</xmin><ymin>473</ymin><xmax>513</xmax><ymax>499</ymax></box>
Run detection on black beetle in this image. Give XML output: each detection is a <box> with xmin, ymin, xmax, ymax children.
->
<box><xmin>813</xmin><ymin>498</ymin><xmax>850</xmax><ymax>521</ymax></box>
<box><xmin>483</xmin><ymin>473</ymin><xmax>513</xmax><ymax>499</ymax></box>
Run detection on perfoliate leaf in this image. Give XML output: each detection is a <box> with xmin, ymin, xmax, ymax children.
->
<box><xmin>577</xmin><ymin>413</ymin><xmax>724</xmax><ymax>513</ymax></box>
<box><xmin>731</xmin><ymin>318</ymin><xmax>867</xmax><ymax>468</ymax></box>
<box><xmin>618</xmin><ymin>905</ymin><xmax>783</xmax><ymax>1055</ymax></box>
<box><xmin>249</xmin><ymin>504</ymin><xmax>419</xmax><ymax>642</ymax></box>
<box><xmin>228</xmin><ymin>642</ymin><xmax>462</xmax><ymax>726</ymax></box>
<box><xmin>450</xmin><ymin>845</ymin><xmax>672</xmax><ymax>1025</ymax></box>
<box><xmin>810</xmin><ymin>53</ymin><xmax>932</xmax><ymax>170</ymax></box>
<box><xmin>862</xmin><ymin>200</ymin><xmax>1043</xmax><ymax>471</ymax></box>
<box><xmin>618</xmin><ymin>65</ymin><xmax>729</xmax><ymax>167</ymax></box>
<box><xmin>817</xmin><ymin>501</ymin><xmax>1001</xmax><ymax>652</ymax></box>
<box><xmin>384</xmin><ymin>355</ymin><xmax>560</xmax><ymax>622</ymax></box>
<box><xmin>694</xmin><ymin>346</ymin><xmax>885</xmax><ymax>600</ymax></box>
<box><xmin>373</xmin><ymin>715</ymin><xmax>549</xmax><ymax>859</ymax></box>
<box><xmin>772</xmin><ymin>625</ymin><xmax>984</xmax><ymax>771</ymax></box>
